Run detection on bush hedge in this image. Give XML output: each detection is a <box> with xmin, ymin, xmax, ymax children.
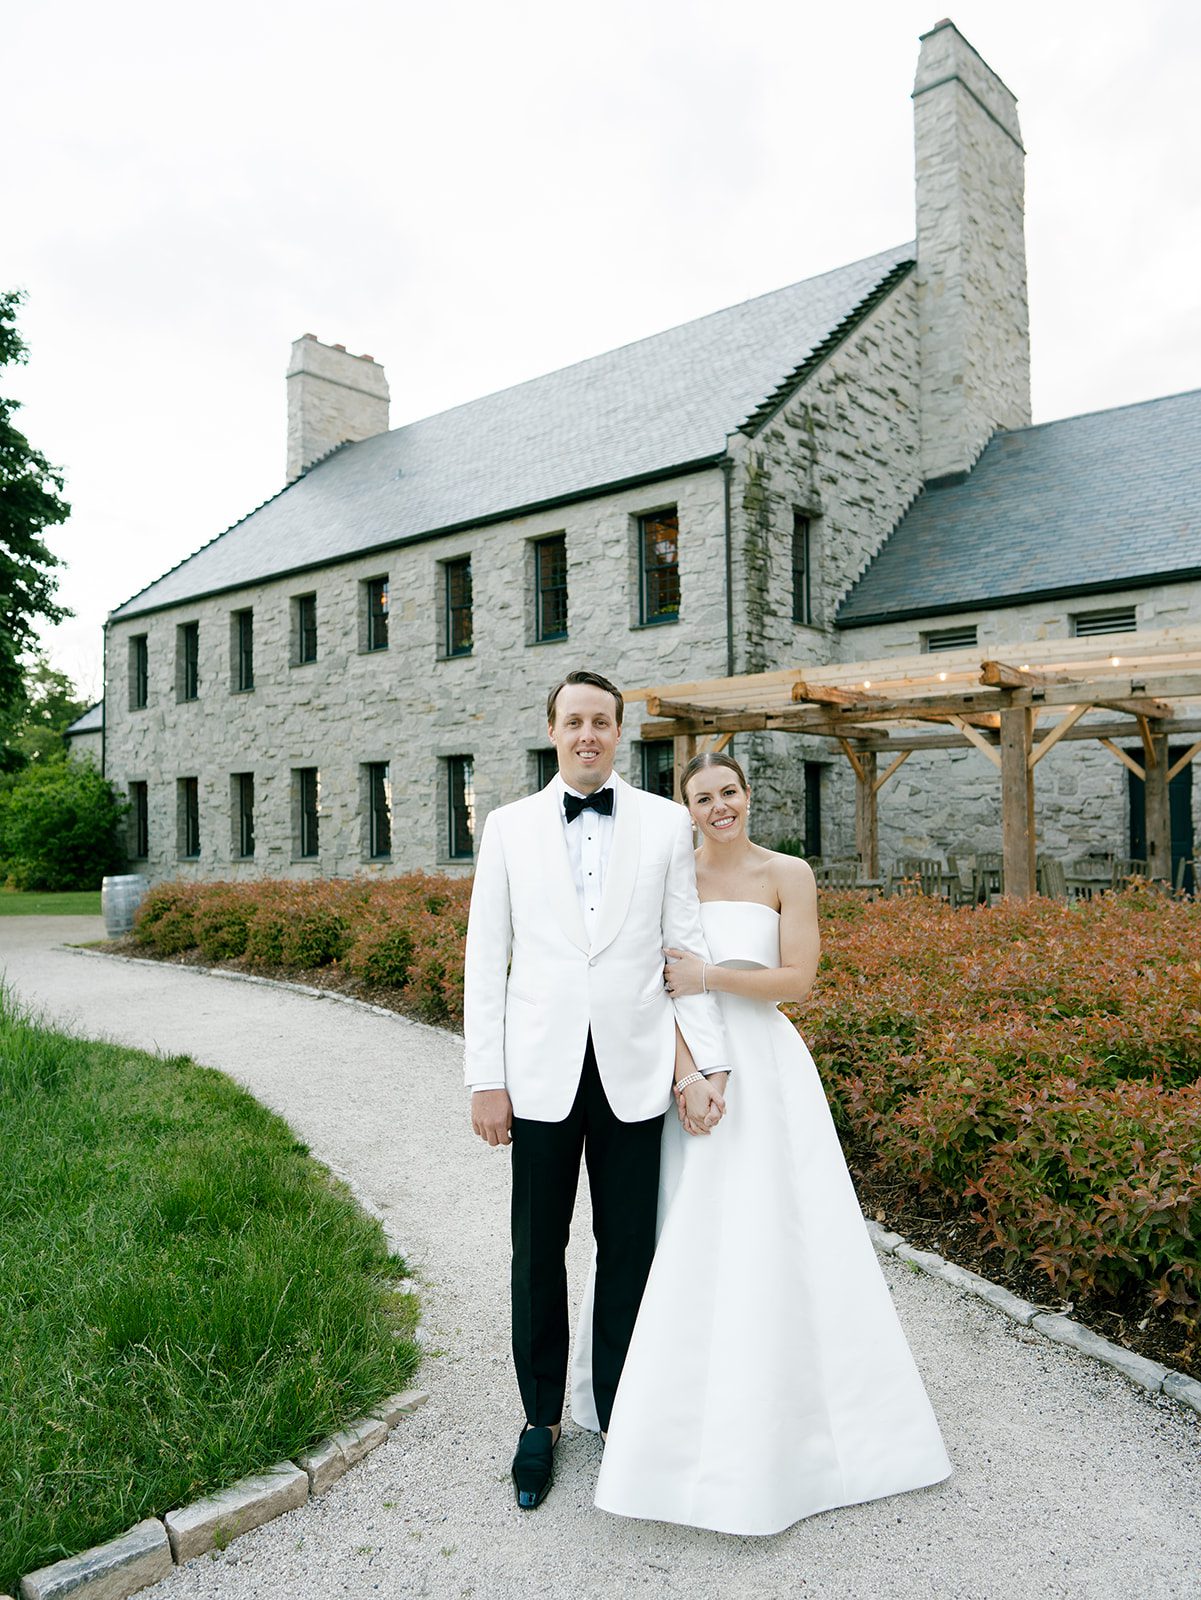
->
<box><xmin>134</xmin><ymin>877</ymin><xmax>1201</xmax><ymax>1336</ymax></box>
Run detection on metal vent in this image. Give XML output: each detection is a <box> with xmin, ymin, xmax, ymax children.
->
<box><xmin>1071</xmin><ymin>607</ymin><xmax>1137</xmax><ymax>637</ymax></box>
<box><xmin>923</xmin><ymin>625</ymin><xmax>978</xmax><ymax>653</ymax></box>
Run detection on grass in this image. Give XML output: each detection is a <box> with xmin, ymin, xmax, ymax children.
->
<box><xmin>0</xmin><ymin>890</ymin><xmax>102</xmax><ymax>916</ymax></box>
<box><xmin>0</xmin><ymin>989</ymin><xmax>420</xmax><ymax>1594</ymax></box>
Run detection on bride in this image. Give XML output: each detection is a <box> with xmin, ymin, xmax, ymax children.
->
<box><xmin>570</xmin><ymin>751</ymin><xmax>951</xmax><ymax>1536</ymax></box>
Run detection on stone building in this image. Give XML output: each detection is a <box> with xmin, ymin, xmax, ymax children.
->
<box><xmin>101</xmin><ymin>19</ymin><xmax>1200</xmax><ymax>884</ymax></box>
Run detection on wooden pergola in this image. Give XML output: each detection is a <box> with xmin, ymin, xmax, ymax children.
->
<box><xmin>630</xmin><ymin>629</ymin><xmax>1201</xmax><ymax>897</ymax></box>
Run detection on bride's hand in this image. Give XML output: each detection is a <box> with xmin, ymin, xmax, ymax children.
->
<box><xmin>663</xmin><ymin>947</ymin><xmax>706</xmax><ymax>998</ymax></box>
<box><xmin>680</xmin><ymin>1077</ymin><xmax>724</xmax><ymax>1135</ymax></box>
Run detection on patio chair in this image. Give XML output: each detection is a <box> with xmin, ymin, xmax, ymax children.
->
<box><xmin>1111</xmin><ymin>856</ymin><xmax>1149</xmax><ymax>889</ymax></box>
<box><xmin>1037</xmin><ymin>856</ymin><xmax>1069</xmax><ymax>900</ymax></box>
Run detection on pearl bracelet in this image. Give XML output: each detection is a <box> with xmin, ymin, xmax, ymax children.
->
<box><xmin>701</xmin><ymin>962</ymin><xmax>709</xmax><ymax>994</ymax></box>
<box><xmin>674</xmin><ymin>1070</ymin><xmax>705</xmax><ymax>1095</ymax></box>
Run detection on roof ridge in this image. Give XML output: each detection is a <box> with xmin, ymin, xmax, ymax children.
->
<box><xmin>1004</xmin><ymin>384</ymin><xmax>1201</xmax><ymax>438</ymax></box>
<box><xmin>387</xmin><ymin>242</ymin><xmax>917</xmax><ymax>435</ymax></box>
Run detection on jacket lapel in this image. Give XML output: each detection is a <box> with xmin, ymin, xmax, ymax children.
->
<box><xmin>590</xmin><ymin>773</ymin><xmax>640</xmax><ymax>958</ymax></box>
<box><xmin>539</xmin><ymin>781</ymin><xmax>590</xmax><ymax>954</ymax></box>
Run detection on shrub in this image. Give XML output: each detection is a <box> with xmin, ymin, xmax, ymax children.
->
<box><xmin>0</xmin><ymin>755</ymin><xmax>126</xmax><ymax>890</ymax></box>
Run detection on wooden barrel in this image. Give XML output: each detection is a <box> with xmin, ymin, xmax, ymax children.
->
<box><xmin>101</xmin><ymin>874</ymin><xmax>149</xmax><ymax>937</ymax></box>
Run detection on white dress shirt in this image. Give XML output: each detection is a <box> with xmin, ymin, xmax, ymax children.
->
<box><xmin>556</xmin><ymin>773</ymin><xmax>617</xmax><ymax>943</ymax></box>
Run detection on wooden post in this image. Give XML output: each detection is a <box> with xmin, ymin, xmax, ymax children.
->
<box><xmin>999</xmin><ymin>706</ymin><xmax>1036</xmax><ymax>897</ymax></box>
<box><xmin>672</xmin><ymin>733</ymin><xmax>697</xmax><ymax>802</ymax></box>
<box><xmin>1145</xmin><ymin>731</ymin><xmax>1172</xmax><ymax>880</ymax></box>
<box><xmin>854</xmin><ymin>749</ymin><xmax>879</xmax><ymax>879</ymax></box>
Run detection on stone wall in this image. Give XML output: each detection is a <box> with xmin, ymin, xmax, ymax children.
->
<box><xmin>104</xmin><ymin>469</ymin><xmax>728</xmax><ymax>883</ymax></box>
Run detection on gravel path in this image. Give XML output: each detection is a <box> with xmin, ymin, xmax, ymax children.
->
<box><xmin>4</xmin><ymin>917</ymin><xmax>1200</xmax><ymax>1600</ymax></box>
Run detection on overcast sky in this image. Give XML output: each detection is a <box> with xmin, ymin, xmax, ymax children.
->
<box><xmin>9</xmin><ymin>0</ymin><xmax>1200</xmax><ymax>699</ymax></box>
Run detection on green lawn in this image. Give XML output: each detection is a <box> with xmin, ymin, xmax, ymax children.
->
<box><xmin>0</xmin><ymin>890</ymin><xmax>102</xmax><ymax>916</ymax></box>
<box><xmin>0</xmin><ymin>990</ymin><xmax>420</xmax><ymax>1593</ymax></box>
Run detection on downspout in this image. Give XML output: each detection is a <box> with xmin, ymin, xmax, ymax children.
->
<box><xmin>721</xmin><ymin>456</ymin><xmax>735</xmax><ymax>677</ymax></box>
<box><xmin>100</xmin><ymin>620</ymin><xmax>108</xmax><ymax>778</ymax></box>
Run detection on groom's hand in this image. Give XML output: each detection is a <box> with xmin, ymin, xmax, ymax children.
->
<box><xmin>680</xmin><ymin>1077</ymin><xmax>725</xmax><ymax>1136</ymax></box>
<box><xmin>471</xmin><ymin>1088</ymin><xmax>513</xmax><ymax>1147</ymax></box>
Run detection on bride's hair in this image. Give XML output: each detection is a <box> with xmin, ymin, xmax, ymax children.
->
<box><xmin>680</xmin><ymin>751</ymin><xmax>749</xmax><ymax>804</ymax></box>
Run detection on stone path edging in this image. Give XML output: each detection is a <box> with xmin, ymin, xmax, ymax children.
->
<box><xmin>15</xmin><ymin>1391</ymin><xmax>429</xmax><ymax>1600</ymax></box>
<box><xmin>864</xmin><ymin>1220</ymin><xmax>1201</xmax><ymax>1415</ymax></box>
<box><xmin>67</xmin><ymin>945</ymin><xmax>1201</xmax><ymax>1422</ymax></box>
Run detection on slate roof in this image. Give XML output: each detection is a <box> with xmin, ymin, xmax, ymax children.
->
<box><xmin>65</xmin><ymin>702</ymin><xmax>103</xmax><ymax>736</ymax></box>
<box><xmin>110</xmin><ymin>244</ymin><xmax>915</xmax><ymax>620</ymax></box>
<box><xmin>838</xmin><ymin>389</ymin><xmax>1201</xmax><ymax>626</ymax></box>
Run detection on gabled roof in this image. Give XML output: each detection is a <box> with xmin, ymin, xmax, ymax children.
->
<box><xmin>838</xmin><ymin>388</ymin><xmax>1201</xmax><ymax>627</ymax></box>
<box><xmin>109</xmin><ymin>244</ymin><xmax>915</xmax><ymax>621</ymax></box>
<box><xmin>65</xmin><ymin>701</ymin><xmax>103</xmax><ymax>736</ymax></box>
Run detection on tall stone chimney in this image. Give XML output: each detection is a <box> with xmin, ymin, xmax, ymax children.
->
<box><xmin>914</xmin><ymin>20</ymin><xmax>1031</xmax><ymax>484</ymax></box>
<box><xmin>286</xmin><ymin>335</ymin><xmax>390</xmax><ymax>482</ymax></box>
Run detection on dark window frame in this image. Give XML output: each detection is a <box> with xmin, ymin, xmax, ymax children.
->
<box><xmin>296</xmin><ymin>593</ymin><xmax>318</xmax><ymax>664</ymax></box>
<box><xmin>535</xmin><ymin>748</ymin><xmax>559</xmax><ymax>790</ymax></box>
<box><xmin>534</xmin><ymin>534</ymin><xmax>568</xmax><ymax>643</ymax></box>
<box><xmin>638</xmin><ymin>508</ymin><xmax>680</xmax><ymax>626</ymax></box>
<box><xmin>367</xmin><ymin>761</ymin><xmax>392</xmax><ymax>858</ymax></box>
<box><xmin>129</xmin><ymin>635</ymin><xmax>149</xmax><ymax>710</ymax></box>
<box><xmin>640</xmin><ymin>740</ymin><xmax>675</xmax><ymax>800</ymax></box>
<box><xmin>803</xmin><ymin>760</ymin><xmax>823</xmax><ymax>858</ymax></box>
<box><xmin>233</xmin><ymin>608</ymin><xmax>255</xmax><ymax>691</ymax></box>
<box><xmin>446</xmin><ymin>755</ymin><xmax>475</xmax><ymax>859</ymax></box>
<box><xmin>792</xmin><ymin>514</ymin><xmax>812</xmax><ymax>626</ymax></box>
<box><xmin>177</xmin><ymin>621</ymin><xmax>200</xmax><ymax>702</ymax></box>
<box><xmin>297</xmin><ymin>767</ymin><xmax>320</xmax><ymax>858</ymax></box>
<box><xmin>129</xmin><ymin>781</ymin><xmax>149</xmax><ymax>860</ymax></box>
<box><xmin>179</xmin><ymin>776</ymin><xmax>200</xmax><ymax>860</ymax></box>
<box><xmin>234</xmin><ymin>772</ymin><xmax>255</xmax><ymax>859</ymax></box>
<box><xmin>444</xmin><ymin>557</ymin><xmax>473</xmax><ymax>657</ymax></box>
<box><xmin>366</xmin><ymin>577</ymin><xmax>390</xmax><ymax>652</ymax></box>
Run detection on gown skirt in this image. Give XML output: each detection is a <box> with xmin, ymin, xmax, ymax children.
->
<box><xmin>570</xmin><ymin>900</ymin><xmax>952</xmax><ymax>1536</ymax></box>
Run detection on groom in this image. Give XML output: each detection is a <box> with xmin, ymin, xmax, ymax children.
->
<box><xmin>464</xmin><ymin>669</ymin><xmax>727</xmax><ymax>1508</ymax></box>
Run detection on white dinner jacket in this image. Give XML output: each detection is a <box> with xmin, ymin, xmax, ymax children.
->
<box><xmin>463</xmin><ymin>772</ymin><xmax>726</xmax><ymax>1122</ymax></box>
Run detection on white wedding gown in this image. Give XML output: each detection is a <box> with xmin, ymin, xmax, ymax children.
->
<box><xmin>570</xmin><ymin>900</ymin><xmax>952</xmax><ymax>1536</ymax></box>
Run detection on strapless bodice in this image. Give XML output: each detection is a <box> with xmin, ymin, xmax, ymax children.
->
<box><xmin>700</xmin><ymin>899</ymin><xmax>780</xmax><ymax>970</ymax></box>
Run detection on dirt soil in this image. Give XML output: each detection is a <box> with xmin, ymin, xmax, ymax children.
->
<box><xmin>106</xmin><ymin>936</ymin><xmax>1199</xmax><ymax>1383</ymax></box>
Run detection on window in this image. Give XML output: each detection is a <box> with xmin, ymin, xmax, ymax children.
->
<box><xmin>639</xmin><ymin>508</ymin><xmax>680</xmax><ymax>625</ymax></box>
<box><xmin>129</xmin><ymin>635</ymin><xmax>148</xmax><ymax>710</ymax></box>
<box><xmin>803</xmin><ymin>761</ymin><xmax>823</xmax><ymax>858</ymax></box>
<box><xmin>232</xmin><ymin>609</ymin><xmax>254</xmax><ymax>691</ymax></box>
<box><xmin>640</xmin><ymin>741</ymin><xmax>675</xmax><ymax>799</ymax></box>
<box><xmin>129</xmin><ymin>781</ymin><xmax>148</xmax><ymax>859</ymax></box>
<box><xmin>294</xmin><ymin>593</ymin><xmax>318</xmax><ymax>663</ymax></box>
<box><xmin>178</xmin><ymin>777</ymin><xmax>200</xmax><ymax>859</ymax></box>
<box><xmin>366</xmin><ymin>762</ymin><xmax>392</xmax><ymax>858</ymax></box>
<box><xmin>446</xmin><ymin>755</ymin><xmax>475</xmax><ymax>859</ymax></box>
<box><xmin>792</xmin><ymin>515</ymin><xmax>812</xmax><ymax>625</ymax></box>
<box><xmin>233</xmin><ymin>773</ymin><xmax>255</xmax><ymax>858</ymax></box>
<box><xmin>534</xmin><ymin>535</ymin><xmax>568</xmax><ymax>642</ymax></box>
<box><xmin>176</xmin><ymin>621</ymin><xmax>200</xmax><ymax>702</ymax></box>
<box><xmin>365</xmin><ymin>578</ymin><xmax>389</xmax><ymax>651</ymax></box>
<box><xmin>534</xmin><ymin>748</ymin><xmax>558</xmax><ymax>790</ymax></box>
<box><xmin>923</xmin><ymin>624</ymin><xmax>978</xmax><ymax>652</ymax></box>
<box><xmin>296</xmin><ymin>767</ymin><xmax>320</xmax><ymax>858</ymax></box>
<box><xmin>444</xmin><ymin>557</ymin><xmax>473</xmax><ymax>656</ymax></box>
<box><xmin>1072</xmin><ymin>606</ymin><xmax>1137</xmax><ymax>638</ymax></box>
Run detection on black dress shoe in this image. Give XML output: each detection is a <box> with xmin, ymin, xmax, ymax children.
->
<box><xmin>512</xmin><ymin>1424</ymin><xmax>556</xmax><ymax>1509</ymax></box>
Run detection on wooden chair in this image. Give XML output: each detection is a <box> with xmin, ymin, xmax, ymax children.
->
<box><xmin>1111</xmin><ymin>856</ymin><xmax>1149</xmax><ymax>889</ymax></box>
<box><xmin>1037</xmin><ymin>856</ymin><xmax>1069</xmax><ymax>900</ymax></box>
<box><xmin>889</xmin><ymin>856</ymin><xmax>946</xmax><ymax>897</ymax></box>
<box><xmin>818</xmin><ymin>858</ymin><xmax>862</xmax><ymax>889</ymax></box>
<box><xmin>972</xmin><ymin>851</ymin><xmax>1004</xmax><ymax>905</ymax></box>
<box><xmin>1174</xmin><ymin>856</ymin><xmax>1196</xmax><ymax>896</ymax></box>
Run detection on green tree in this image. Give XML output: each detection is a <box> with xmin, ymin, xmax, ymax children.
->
<box><xmin>1</xmin><ymin>289</ymin><xmax>71</xmax><ymax>730</ymax></box>
<box><xmin>0</xmin><ymin>756</ymin><xmax>125</xmax><ymax>891</ymax></box>
<box><xmin>0</xmin><ymin>655</ymin><xmax>89</xmax><ymax>770</ymax></box>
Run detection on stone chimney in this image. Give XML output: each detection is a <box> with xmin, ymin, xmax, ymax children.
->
<box><xmin>286</xmin><ymin>335</ymin><xmax>390</xmax><ymax>482</ymax></box>
<box><xmin>914</xmin><ymin>20</ymin><xmax>1031</xmax><ymax>484</ymax></box>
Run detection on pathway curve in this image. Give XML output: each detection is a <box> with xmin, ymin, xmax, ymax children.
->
<box><xmin>4</xmin><ymin>917</ymin><xmax>1200</xmax><ymax>1600</ymax></box>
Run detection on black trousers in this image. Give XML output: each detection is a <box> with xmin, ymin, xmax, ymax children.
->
<box><xmin>510</xmin><ymin>1033</ymin><xmax>664</xmax><ymax>1433</ymax></box>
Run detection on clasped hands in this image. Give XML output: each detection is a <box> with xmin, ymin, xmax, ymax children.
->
<box><xmin>664</xmin><ymin>947</ymin><xmax>727</xmax><ymax>1137</ymax></box>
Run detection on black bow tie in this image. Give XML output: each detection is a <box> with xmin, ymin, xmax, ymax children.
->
<box><xmin>563</xmin><ymin>788</ymin><xmax>614</xmax><ymax>823</ymax></box>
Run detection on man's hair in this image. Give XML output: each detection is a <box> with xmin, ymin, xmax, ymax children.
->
<box><xmin>546</xmin><ymin>669</ymin><xmax>624</xmax><ymax>727</ymax></box>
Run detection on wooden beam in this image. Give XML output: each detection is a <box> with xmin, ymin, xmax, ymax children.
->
<box><xmin>981</xmin><ymin>660</ymin><xmax>1067</xmax><ymax>689</ymax></box>
<box><xmin>1028</xmin><ymin>703</ymin><xmax>1092</xmax><ymax>769</ymax></box>
<box><xmin>636</xmin><ymin>712</ymin><xmax>1201</xmax><ymax>750</ymax></box>
<box><xmin>1137</xmin><ymin>715</ymin><xmax>1157</xmax><ymax>767</ymax></box>
<box><xmin>1098</xmin><ymin>737</ymin><xmax>1144</xmax><ymax>779</ymax></box>
<box><xmin>1146</xmin><ymin>732</ymin><xmax>1172</xmax><ymax>879</ymax></box>
<box><xmin>948</xmin><ymin>714</ymin><xmax>1002</xmax><ymax>768</ymax></box>
<box><xmin>874</xmin><ymin>749</ymin><xmax>912</xmax><ymax>793</ymax></box>
<box><xmin>672</xmin><ymin>733</ymin><xmax>697</xmax><ymax>802</ymax></box>
<box><xmin>1000</xmin><ymin>706</ymin><xmax>1036</xmax><ymax>898</ymax></box>
<box><xmin>648</xmin><ymin>696</ymin><xmax>743</xmax><ymax>722</ymax></box>
<box><xmin>838</xmin><ymin>738</ymin><xmax>866</xmax><ymax>784</ymax></box>
<box><xmin>1167</xmin><ymin>740</ymin><xmax>1201</xmax><ymax>782</ymax></box>
<box><xmin>791</xmin><ymin>681</ymin><xmax>888</xmax><ymax>707</ymax></box>
<box><xmin>854</xmin><ymin>750</ymin><xmax>879</xmax><ymax>878</ymax></box>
